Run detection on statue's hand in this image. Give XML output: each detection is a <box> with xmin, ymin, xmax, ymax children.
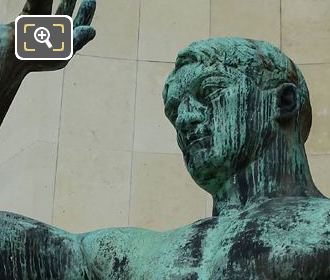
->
<box><xmin>14</xmin><ymin>0</ymin><xmax>95</xmax><ymax>72</ymax></box>
<box><xmin>0</xmin><ymin>0</ymin><xmax>96</xmax><ymax>124</ymax></box>
<box><xmin>0</xmin><ymin>0</ymin><xmax>96</xmax><ymax>76</ymax></box>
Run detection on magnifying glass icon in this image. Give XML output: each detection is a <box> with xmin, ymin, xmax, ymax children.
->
<box><xmin>34</xmin><ymin>27</ymin><xmax>53</xmax><ymax>49</ymax></box>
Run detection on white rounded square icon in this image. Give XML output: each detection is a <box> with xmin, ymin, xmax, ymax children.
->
<box><xmin>15</xmin><ymin>15</ymin><xmax>73</xmax><ymax>61</ymax></box>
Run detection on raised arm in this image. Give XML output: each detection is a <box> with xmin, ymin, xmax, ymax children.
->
<box><xmin>0</xmin><ymin>0</ymin><xmax>96</xmax><ymax>125</ymax></box>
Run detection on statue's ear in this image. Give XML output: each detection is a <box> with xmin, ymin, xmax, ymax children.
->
<box><xmin>275</xmin><ymin>83</ymin><xmax>299</xmax><ymax>122</ymax></box>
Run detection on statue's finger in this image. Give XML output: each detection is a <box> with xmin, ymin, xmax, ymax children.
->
<box><xmin>73</xmin><ymin>0</ymin><xmax>96</xmax><ymax>28</ymax></box>
<box><xmin>55</xmin><ymin>0</ymin><xmax>78</xmax><ymax>16</ymax></box>
<box><xmin>21</xmin><ymin>0</ymin><xmax>53</xmax><ymax>15</ymax></box>
<box><xmin>73</xmin><ymin>26</ymin><xmax>96</xmax><ymax>52</ymax></box>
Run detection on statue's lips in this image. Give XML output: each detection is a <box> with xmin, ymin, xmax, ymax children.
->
<box><xmin>177</xmin><ymin>133</ymin><xmax>211</xmax><ymax>151</ymax></box>
<box><xmin>187</xmin><ymin>136</ymin><xmax>211</xmax><ymax>150</ymax></box>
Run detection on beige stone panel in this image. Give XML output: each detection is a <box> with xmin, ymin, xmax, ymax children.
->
<box><xmin>139</xmin><ymin>0</ymin><xmax>210</xmax><ymax>62</ymax></box>
<box><xmin>0</xmin><ymin>70</ymin><xmax>63</xmax><ymax>165</ymax></box>
<box><xmin>211</xmin><ymin>0</ymin><xmax>281</xmax><ymax>48</ymax></box>
<box><xmin>61</xmin><ymin>55</ymin><xmax>136</xmax><ymax>152</ymax></box>
<box><xmin>53</xmin><ymin>149</ymin><xmax>131</xmax><ymax>233</ymax></box>
<box><xmin>134</xmin><ymin>61</ymin><xmax>180</xmax><ymax>154</ymax></box>
<box><xmin>0</xmin><ymin>141</ymin><xmax>57</xmax><ymax>224</ymax></box>
<box><xmin>79</xmin><ymin>0</ymin><xmax>140</xmax><ymax>59</ymax></box>
<box><xmin>1</xmin><ymin>0</ymin><xmax>23</xmax><ymax>23</ymax></box>
<box><xmin>52</xmin><ymin>0</ymin><xmax>62</xmax><ymax>13</ymax></box>
<box><xmin>206</xmin><ymin>194</ymin><xmax>213</xmax><ymax>217</ymax></box>
<box><xmin>282</xmin><ymin>0</ymin><xmax>330</xmax><ymax>64</ymax></box>
<box><xmin>0</xmin><ymin>0</ymin><xmax>8</xmax><ymax>22</ymax></box>
<box><xmin>130</xmin><ymin>152</ymin><xmax>207</xmax><ymax>231</ymax></box>
<box><xmin>300</xmin><ymin>64</ymin><xmax>330</xmax><ymax>154</ymax></box>
<box><xmin>308</xmin><ymin>154</ymin><xmax>330</xmax><ymax>198</ymax></box>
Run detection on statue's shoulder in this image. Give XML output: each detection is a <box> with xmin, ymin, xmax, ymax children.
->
<box><xmin>251</xmin><ymin>196</ymin><xmax>330</xmax><ymax>221</ymax></box>
<box><xmin>191</xmin><ymin>198</ymin><xmax>330</xmax><ymax>279</ymax></box>
<box><xmin>242</xmin><ymin>197</ymin><xmax>330</xmax><ymax>243</ymax></box>
<box><xmin>230</xmin><ymin>197</ymin><xmax>330</xmax><ymax>279</ymax></box>
<box><xmin>0</xmin><ymin>210</ymin><xmax>60</xmax><ymax>233</ymax></box>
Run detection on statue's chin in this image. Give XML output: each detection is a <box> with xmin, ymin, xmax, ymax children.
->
<box><xmin>184</xmin><ymin>147</ymin><xmax>226</xmax><ymax>172</ymax></box>
<box><xmin>185</xmin><ymin>154</ymin><xmax>230</xmax><ymax>194</ymax></box>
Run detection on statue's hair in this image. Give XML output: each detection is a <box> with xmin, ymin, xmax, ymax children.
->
<box><xmin>169</xmin><ymin>37</ymin><xmax>312</xmax><ymax>142</ymax></box>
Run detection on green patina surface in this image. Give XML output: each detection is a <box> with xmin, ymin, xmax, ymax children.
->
<box><xmin>0</xmin><ymin>1</ymin><xmax>330</xmax><ymax>279</ymax></box>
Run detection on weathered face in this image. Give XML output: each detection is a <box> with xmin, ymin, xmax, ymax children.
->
<box><xmin>163</xmin><ymin>63</ymin><xmax>271</xmax><ymax>194</ymax></box>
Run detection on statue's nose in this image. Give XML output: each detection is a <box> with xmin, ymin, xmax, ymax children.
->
<box><xmin>175</xmin><ymin>96</ymin><xmax>205</xmax><ymax>132</ymax></box>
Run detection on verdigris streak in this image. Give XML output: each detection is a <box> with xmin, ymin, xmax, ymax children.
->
<box><xmin>0</xmin><ymin>1</ymin><xmax>329</xmax><ymax>279</ymax></box>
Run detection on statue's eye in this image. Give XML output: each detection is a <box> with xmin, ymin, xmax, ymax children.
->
<box><xmin>204</xmin><ymin>87</ymin><xmax>213</xmax><ymax>96</ymax></box>
<box><xmin>196</xmin><ymin>76</ymin><xmax>227</xmax><ymax>102</ymax></box>
<box><xmin>197</xmin><ymin>85</ymin><xmax>222</xmax><ymax>101</ymax></box>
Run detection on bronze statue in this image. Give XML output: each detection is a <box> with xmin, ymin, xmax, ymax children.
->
<box><xmin>0</xmin><ymin>0</ymin><xmax>329</xmax><ymax>279</ymax></box>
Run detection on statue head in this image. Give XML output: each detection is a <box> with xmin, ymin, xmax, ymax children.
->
<box><xmin>162</xmin><ymin>37</ymin><xmax>312</xmax><ymax>195</ymax></box>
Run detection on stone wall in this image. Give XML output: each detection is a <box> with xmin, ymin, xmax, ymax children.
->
<box><xmin>0</xmin><ymin>0</ymin><xmax>329</xmax><ymax>232</ymax></box>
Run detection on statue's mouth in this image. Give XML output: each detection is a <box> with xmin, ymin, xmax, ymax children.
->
<box><xmin>187</xmin><ymin>136</ymin><xmax>211</xmax><ymax>150</ymax></box>
<box><xmin>177</xmin><ymin>132</ymin><xmax>212</xmax><ymax>152</ymax></box>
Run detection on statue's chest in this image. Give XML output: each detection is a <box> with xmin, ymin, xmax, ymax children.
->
<box><xmin>201</xmin><ymin>211</ymin><xmax>330</xmax><ymax>280</ymax></box>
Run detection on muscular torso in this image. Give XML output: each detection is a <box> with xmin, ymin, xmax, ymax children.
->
<box><xmin>103</xmin><ymin>197</ymin><xmax>329</xmax><ymax>280</ymax></box>
<box><xmin>1</xmin><ymin>197</ymin><xmax>329</xmax><ymax>279</ymax></box>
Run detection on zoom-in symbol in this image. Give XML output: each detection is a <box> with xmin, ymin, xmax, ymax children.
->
<box><xmin>34</xmin><ymin>27</ymin><xmax>53</xmax><ymax>49</ymax></box>
<box><xmin>15</xmin><ymin>15</ymin><xmax>73</xmax><ymax>61</ymax></box>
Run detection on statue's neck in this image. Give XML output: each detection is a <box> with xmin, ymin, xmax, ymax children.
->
<box><xmin>212</xmin><ymin>135</ymin><xmax>323</xmax><ymax>216</ymax></box>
